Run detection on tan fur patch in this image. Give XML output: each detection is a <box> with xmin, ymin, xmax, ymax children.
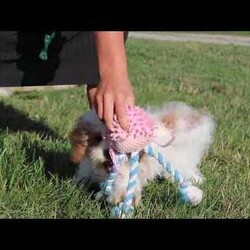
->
<box><xmin>189</xmin><ymin>113</ymin><xmax>202</xmax><ymax>125</ymax></box>
<box><xmin>161</xmin><ymin>113</ymin><xmax>177</xmax><ymax>129</ymax></box>
<box><xmin>162</xmin><ymin>112</ymin><xmax>202</xmax><ymax>129</ymax></box>
<box><xmin>70</xmin><ymin>144</ymin><xmax>86</xmax><ymax>163</ymax></box>
<box><xmin>69</xmin><ymin>128</ymin><xmax>88</xmax><ymax>164</ymax></box>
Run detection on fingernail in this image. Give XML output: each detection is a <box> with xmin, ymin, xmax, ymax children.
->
<box><xmin>121</xmin><ymin>120</ymin><xmax>129</xmax><ymax>131</ymax></box>
<box><xmin>107</xmin><ymin>123</ymin><xmax>113</xmax><ymax>131</ymax></box>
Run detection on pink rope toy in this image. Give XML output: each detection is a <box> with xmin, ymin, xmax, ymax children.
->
<box><xmin>102</xmin><ymin>105</ymin><xmax>203</xmax><ymax>218</ymax></box>
<box><xmin>107</xmin><ymin>106</ymin><xmax>155</xmax><ymax>153</ymax></box>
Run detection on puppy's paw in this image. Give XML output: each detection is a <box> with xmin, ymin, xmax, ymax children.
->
<box><xmin>190</xmin><ymin>172</ymin><xmax>205</xmax><ymax>185</ymax></box>
<box><xmin>133</xmin><ymin>193</ymin><xmax>142</xmax><ymax>207</ymax></box>
<box><xmin>106</xmin><ymin>191</ymin><xmax>142</xmax><ymax>207</ymax></box>
<box><xmin>106</xmin><ymin>191</ymin><xmax>126</xmax><ymax>205</ymax></box>
<box><xmin>179</xmin><ymin>185</ymin><xmax>203</xmax><ymax>206</ymax></box>
<box><xmin>95</xmin><ymin>191</ymin><xmax>104</xmax><ymax>201</ymax></box>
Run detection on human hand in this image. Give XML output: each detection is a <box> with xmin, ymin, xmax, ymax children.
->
<box><xmin>91</xmin><ymin>31</ymin><xmax>134</xmax><ymax>131</ymax></box>
<box><xmin>90</xmin><ymin>73</ymin><xmax>135</xmax><ymax>131</ymax></box>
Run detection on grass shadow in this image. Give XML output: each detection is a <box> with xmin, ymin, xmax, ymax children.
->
<box><xmin>0</xmin><ymin>101</ymin><xmax>76</xmax><ymax>180</ymax></box>
<box><xmin>20</xmin><ymin>135</ymin><xmax>77</xmax><ymax>181</ymax></box>
<box><xmin>0</xmin><ymin>101</ymin><xmax>59</xmax><ymax>140</ymax></box>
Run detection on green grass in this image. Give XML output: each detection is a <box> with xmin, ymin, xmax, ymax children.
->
<box><xmin>200</xmin><ymin>31</ymin><xmax>250</xmax><ymax>36</ymax></box>
<box><xmin>1</xmin><ymin>38</ymin><xmax>250</xmax><ymax>218</ymax></box>
<box><xmin>201</xmin><ymin>31</ymin><xmax>250</xmax><ymax>36</ymax></box>
<box><xmin>148</xmin><ymin>31</ymin><xmax>250</xmax><ymax>36</ymax></box>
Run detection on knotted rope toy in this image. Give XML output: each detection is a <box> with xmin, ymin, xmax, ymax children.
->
<box><xmin>100</xmin><ymin>106</ymin><xmax>203</xmax><ymax>218</ymax></box>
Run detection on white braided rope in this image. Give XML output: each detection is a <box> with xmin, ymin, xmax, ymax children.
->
<box><xmin>111</xmin><ymin>151</ymin><xmax>140</xmax><ymax>218</ymax></box>
<box><xmin>144</xmin><ymin>143</ymin><xmax>203</xmax><ymax>206</ymax></box>
<box><xmin>123</xmin><ymin>151</ymin><xmax>140</xmax><ymax>207</ymax></box>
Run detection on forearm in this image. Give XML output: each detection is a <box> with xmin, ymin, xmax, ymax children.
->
<box><xmin>90</xmin><ymin>32</ymin><xmax>134</xmax><ymax>130</ymax></box>
<box><xmin>93</xmin><ymin>31</ymin><xmax>128</xmax><ymax>78</ymax></box>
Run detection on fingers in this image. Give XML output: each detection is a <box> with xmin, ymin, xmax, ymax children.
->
<box><xmin>126</xmin><ymin>93</ymin><xmax>135</xmax><ymax>107</ymax></box>
<box><xmin>91</xmin><ymin>80</ymin><xmax>135</xmax><ymax>131</ymax></box>
<box><xmin>115</xmin><ymin>96</ymin><xmax>129</xmax><ymax>131</ymax></box>
<box><xmin>95</xmin><ymin>93</ymin><xmax>135</xmax><ymax>131</ymax></box>
<box><xmin>95</xmin><ymin>93</ymin><xmax>104</xmax><ymax>121</ymax></box>
<box><xmin>94</xmin><ymin>88</ymin><xmax>115</xmax><ymax>130</ymax></box>
<box><xmin>115</xmin><ymin>93</ymin><xmax>135</xmax><ymax>131</ymax></box>
<box><xmin>103</xmin><ymin>94</ymin><xmax>114</xmax><ymax>130</ymax></box>
<box><xmin>86</xmin><ymin>86</ymin><xmax>97</xmax><ymax>108</ymax></box>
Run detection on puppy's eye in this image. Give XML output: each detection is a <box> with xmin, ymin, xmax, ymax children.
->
<box><xmin>95</xmin><ymin>135</ymin><xmax>103</xmax><ymax>143</ymax></box>
<box><xmin>89</xmin><ymin>133</ymin><xmax>104</xmax><ymax>146</ymax></box>
<box><xmin>93</xmin><ymin>135</ymin><xmax>103</xmax><ymax>144</ymax></box>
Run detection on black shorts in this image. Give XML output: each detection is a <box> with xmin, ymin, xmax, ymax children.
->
<box><xmin>0</xmin><ymin>31</ymin><xmax>129</xmax><ymax>87</ymax></box>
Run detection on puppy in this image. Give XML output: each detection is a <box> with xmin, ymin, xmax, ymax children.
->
<box><xmin>69</xmin><ymin>102</ymin><xmax>215</xmax><ymax>206</ymax></box>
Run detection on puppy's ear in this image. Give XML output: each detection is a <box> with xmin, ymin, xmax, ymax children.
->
<box><xmin>162</xmin><ymin>111</ymin><xmax>202</xmax><ymax>130</ymax></box>
<box><xmin>161</xmin><ymin>113</ymin><xmax>176</xmax><ymax>129</ymax></box>
<box><xmin>69</xmin><ymin>127</ymin><xmax>88</xmax><ymax>164</ymax></box>
<box><xmin>185</xmin><ymin>113</ymin><xmax>202</xmax><ymax>128</ymax></box>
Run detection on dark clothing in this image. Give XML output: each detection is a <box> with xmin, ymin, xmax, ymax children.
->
<box><xmin>0</xmin><ymin>31</ymin><xmax>128</xmax><ymax>87</ymax></box>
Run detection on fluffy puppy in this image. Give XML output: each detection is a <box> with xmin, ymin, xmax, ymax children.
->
<box><xmin>69</xmin><ymin>102</ymin><xmax>215</xmax><ymax>206</ymax></box>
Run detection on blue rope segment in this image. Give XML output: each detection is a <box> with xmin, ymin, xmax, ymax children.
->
<box><xmin>179</xmin><ymin>182</ymin><xmax>191</xmax><ymax>203</ymax></box>
<box><xmin>103</xmin><ymin>172</ymin><xmax>117</xmax><ymax>196</ymax></box>
<box><xmin>111</xmin><ymin>202</ymin><xmax>134</xmax><ymax>219</ymax></box>
<box><xmin>111</xmin><ymin>151</ymin><xmax>140</xmax><ymax>218</ymax></box>
<box><xmin>144</xmin><ymin>143</ymin><xmax>193</xmax><ymax>203</ymax></box>
<box><xmin>107</xmin><ymin>142</ymin><xmax>202</xmax><ymax>218</ymax></box>
<box><xmin>99</xmin><ymin>152</ymin><xmax>127</xmax><ymax>198</ymax></box>
<box><xmin>123</xmin><ymin>152</ymin><xmax>139</xmax><ymax>205</ymax></box>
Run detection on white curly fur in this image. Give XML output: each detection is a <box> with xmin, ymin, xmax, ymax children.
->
<box><xmin>70</xmin><ymin>102</ymin><xmax>215</xmax><ymax>206</ymax></box>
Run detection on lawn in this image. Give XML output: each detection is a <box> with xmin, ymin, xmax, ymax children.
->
<box><xmin>147</xmin><ymin>31</ymin><xmax>250</xmax><ymax>37</ymax></box>
<box><xmin>0</xmin><ymin>38</ymin><xmax>250</xmax><ymax>218</ymax></box>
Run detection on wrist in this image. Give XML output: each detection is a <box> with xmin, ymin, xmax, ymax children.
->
<box><xmin>100</xmin><ymin>64</ymin><xmax>128</xmax><ymax>82</ymax></box>
<box><xmin>94</xmin><ymin>32</ymin><xmax>128</xmax><ymax>80</ymax></box>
